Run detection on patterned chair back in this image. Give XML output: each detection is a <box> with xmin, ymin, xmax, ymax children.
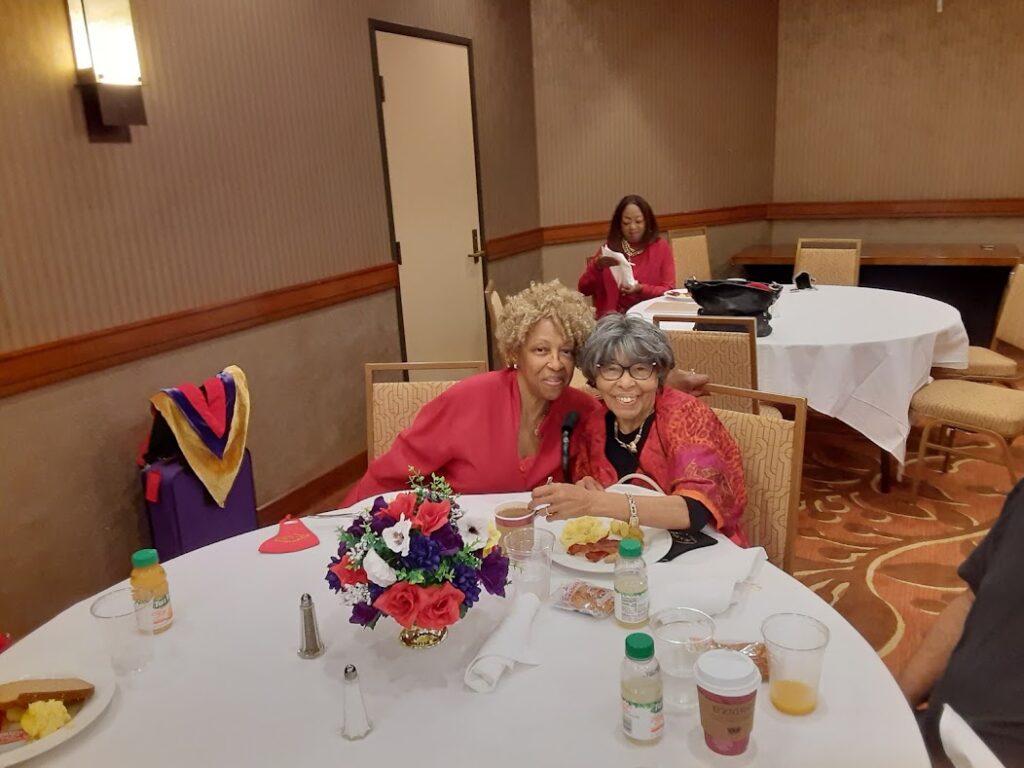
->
<box><xmin>709</xmin><ymin>384</ymin><xmax>807</xmax><ymax>572</ymax></box>
<box><xmin>995</xmin><ymin>265</ymin><xmax>1024</xmax><ymax>350</ymax></box>
<box><xmin>653</xmin><ymin>315</ymin><xmax>760</xmax><ymax>414</ymax></box>
<box><xmin>794</xmin><ymin>238</ymin><xmax>862</xmax><ymax>286</ymax></box>
<box><xmin>668</xmin><ymin>227</ymin><xmax>712</xmax><ymax>282</ymax></box>
<box><xmin>365</xmin><ymin>361</ymin><xmax>487</xmax><ymax>460</ymax></box>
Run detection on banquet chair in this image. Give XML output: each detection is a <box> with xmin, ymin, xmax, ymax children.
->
<box><xmin>933</xmin><ymin>264</ymin><xmax>1023</xmax><ymax>383</ymax></box>
<box><xmin>707</xmin><ymin>384</ymin><xmax>807</xmax><ymax>572</ymax></box>
<box><xmin>483</xmin><ymin>280</ymin><xmax>504</xmax><ymax>370</ymax></box>
<box><xmin>908</xmin><ymin>378</ymin><xmax>1024</xmax><ymax>501</ymax></box>
<box><xmin>794</xmin><ymin>238</ymin><xmax>862</xmax><ymax>286</ymax></box>
<box><xmin>652</xmin><ymin>314</ymin><xmax>776</xmax><ymax>416</ymax></box>
<box><xmin>365</xmin><ymin>361</ymin><xmax>486</xmax><ymax>460</ymax></box>
<box><xmin>668</xmin><ymin>227</ymin><xmax>712</xmax><ymax>281</ymax></box>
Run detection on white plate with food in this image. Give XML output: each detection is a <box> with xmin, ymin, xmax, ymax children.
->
<box><xmin>0</xmin><ymin>670</ymin><xmax>114</xmax><ymax>767</ymax></box>
<box><xmin>662</xmin><ymin>289</ymin><xmax>691</xmax><ymax>301</ymax></box>
<box><xmin>537</xmin><ymin>516</ymin><xmax>672</xmax><ymax>574</ymax></box>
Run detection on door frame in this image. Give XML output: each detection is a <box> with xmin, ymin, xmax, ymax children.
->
<box><xmin>367</xmin><ymin>19</ymin><xmax>492</xmax><ymax>366</ymax></box>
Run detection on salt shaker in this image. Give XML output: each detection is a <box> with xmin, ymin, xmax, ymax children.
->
<box><xmin>342</xmin><ymin>664</ymin><xmax>372</xmax><ymax>739</ymax></box>
<box><xmin>298</xmin><ymin>593</ymin><xmax>325</xmax><ymax>659</ymax></box>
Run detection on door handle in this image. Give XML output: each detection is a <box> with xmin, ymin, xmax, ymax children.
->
<box><xmin>467</xmin><ymin>228</ymin><xmax>486</xmax><ymax>263</ymax></box>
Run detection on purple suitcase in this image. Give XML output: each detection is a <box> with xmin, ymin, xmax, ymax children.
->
<box><xmin>141</xmin><ymin>449</ymin><xmax>257</xmax><ymax>561</ymax></box>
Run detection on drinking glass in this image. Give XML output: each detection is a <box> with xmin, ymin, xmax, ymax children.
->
<box><xmin>504</xmin><ymin>527</ymin><xmax>554</xmax><ymax>601</ymax></box>
<box><xmin>761</xmin><ymin>612</ymin><xmax>829</xmax><ymax>715</ymax></box>
<box><xmin>650</xmin><ymin>607</ymin><xmax>715</xmax><ymax>712</ymax></box>
<box><xmin>90</xmin><ymin>587</ymin><xmax>154</xmax><ymax>675</ymax></box>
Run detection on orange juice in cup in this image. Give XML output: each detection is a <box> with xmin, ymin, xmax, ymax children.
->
<box><xmin>494</xmin><ymin>502</ymin><xmax>534</xmax><ymax>543</ymax></box>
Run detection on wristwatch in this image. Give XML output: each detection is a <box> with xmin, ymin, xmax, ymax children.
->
<box><xmin>625</xmin><ymin>493</ymin><xmax>639</xmax><ymax>529</ymax></box>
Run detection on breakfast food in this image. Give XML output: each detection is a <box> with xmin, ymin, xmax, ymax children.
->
<box><xmin>567</xmin><ymin>536</ymin><xmax>620</xmax><ymax>562</ymax></box>
<box><xmin>561</xmin><ymin>516</ymin><xmax>645</xmax><ymax>563</ymax></box>
<box><xmin>554</xmin><ymin>580</ymin><xmax>614</xmax><ymax>618</ymax></box>
<box><xmin>0</xmin><ymin>677</ymin><xmax>94</xmax><ymax>745</ymax></box>
<box><xmin>560</xmin><ymin>516</ymin><xmax>609</xmax><ymax>549</ymax></box>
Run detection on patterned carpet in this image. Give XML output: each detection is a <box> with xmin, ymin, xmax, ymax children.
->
<box><xmin>792</xmin><ymin>416</ymin><xmax>1021</xmax><ymax>677</ymax></box>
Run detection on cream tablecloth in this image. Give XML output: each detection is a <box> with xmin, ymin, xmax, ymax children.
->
<box><xmin>631</xmin><ymin>285</ymin><xmax>969</xmax><ymax>461</ymax></box>
<box><xmin>0</xmin><ymin>493</ymin><xmax>928</xmax><ymax>767</ymax></box>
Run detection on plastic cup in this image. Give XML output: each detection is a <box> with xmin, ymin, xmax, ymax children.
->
<box><xmin>693</xmin><ymin>649</ymin><xmax>760</xmax><ymax>756</ymax></box>
<box><xmin>494</xmin><ymin>502</ymin><xmax>534</xmax><ymax>545</ymax></box>
<box><xmin>761</xmin><ymin>612</ymin><xmax>829</xmax><ymax>716</ymax></box>
<box><xmin>650</xmin><ymin>607</ymin><xmax>716</xmax><ymax>712</ymax></box>
<box><xmin>504</xmin><ymin>527</ymin><xmax>554</xmax><ymax>601</ymax></box>
<box><xmin>90</xmin><ymin>587</ymin><xmax>154</xmax><ymax>675</ymax></box>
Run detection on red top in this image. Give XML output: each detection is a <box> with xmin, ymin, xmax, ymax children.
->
<box><xmin>577</xmin><ymin>237</ymin><xmax>676</xmax><ymax>317</ymax></box>
<box><xmin>343</xmin><ymin>369</ymin><xmax>601</xmax><ymax>506</ymax></box>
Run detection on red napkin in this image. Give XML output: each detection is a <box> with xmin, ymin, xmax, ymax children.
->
<box><xmin>259</xmin><ymin>515</ymin><xmax>320</xmax><ymax>554</ymax></box>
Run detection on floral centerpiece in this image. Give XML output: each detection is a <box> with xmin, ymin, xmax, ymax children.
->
<box><xmin>326</xmin><ymin>472</ymin><xmax>509</xmax><ymax>647</ymax></box>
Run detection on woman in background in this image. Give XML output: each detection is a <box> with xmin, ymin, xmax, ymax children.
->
<box><xmin>578</xmin><ymin>194</ymin><xmax>676</xmax><ymax>318</ymax></box>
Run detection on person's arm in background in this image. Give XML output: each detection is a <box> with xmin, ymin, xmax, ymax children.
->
<box><xmin>577</xmin><ymin>249</ymin><xmax>604</xmax><ymax>297</ymax></box>
<box><xmin>897</xmin><ymin>592</ymin><xmax>974</xmax><ymax>707</ymax></box>
<box><xmin>635</xmin><ymin>240</ymin><xmax>677</xmax><ymax>300</ymax></box>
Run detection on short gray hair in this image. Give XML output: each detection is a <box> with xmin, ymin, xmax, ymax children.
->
<box><xmin>578</xmin><ymin>313</ymin><xmax>675</xmax><ymax>386</ymax></box>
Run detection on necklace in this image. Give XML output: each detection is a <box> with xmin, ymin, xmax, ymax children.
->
<box><xmin>529</xmin><ymin>404</ymin><xmax>550</xmax><ymax>438</ymax></box>
<box><xmin>621</xmin><ymin>238</ymin><xmax>642</xmax><ymax>259</ymax></box>
<box><xmin>613</xmin><ymin>420</ymin><xmax>646</xmax><ymax>454</ymax></box>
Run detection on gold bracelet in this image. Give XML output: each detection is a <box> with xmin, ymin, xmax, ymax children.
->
<box><xmin>625</xmin><ymin>493</ymin><xmax>639</xmax><ymax>529</ymax></box>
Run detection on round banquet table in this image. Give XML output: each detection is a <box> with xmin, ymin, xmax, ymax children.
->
<box><xmin>1</xmin><ymin>493</ymin><xmax>929</xmax><ymax>767</ymax></box>
<box><xmin>630</xmin><ymin>285</ymin><xmax>969</xmax><ymax>462</ymax></box>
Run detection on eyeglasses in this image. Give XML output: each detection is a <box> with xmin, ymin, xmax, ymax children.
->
<box><xmin>596</xmin><ymin>362</ymin><xmax>658</xmax><ymax>381</ymax></box>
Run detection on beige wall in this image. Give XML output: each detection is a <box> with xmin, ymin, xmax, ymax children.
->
<box><xmin>774</xmin><ymin>0</ymin><xmax>1024</xmax><ymax>201</ymax></box>
<box><xmin>0</xmin><ymin>0</ymin><xmax>539</xmax><ymax>637</ymax></box>
<box><xmin>771</xmin><ymin>218</ymin><xmax>1024</xmax><ymax>249</ymax></box>
<box><xmin>531</xmin><ymin>0</ymin><xmax>778</xmax><ymax>227</ymax></box>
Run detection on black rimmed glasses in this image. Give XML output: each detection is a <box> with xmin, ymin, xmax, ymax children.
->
<box><xmin>596</xmin><ymin>362</ymin><xmax>658</xmax><ymax>382</ymax></box>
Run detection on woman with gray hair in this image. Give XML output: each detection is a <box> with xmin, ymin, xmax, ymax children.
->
<box><xmin>530</xmin><ymin>314</ymin><xmax>748</xmax><ymax>543</ymax></box>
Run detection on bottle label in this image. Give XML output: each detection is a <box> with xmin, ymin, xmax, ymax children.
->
<box><xmin>614</xmin><ymin>588</ymin><xmax>649</xmax><ymax>624</ymax></box>
<box><xmin>621</xmin><ymin>696</ymin><xmax>664</xmax><ymax>741</ymax></box>
<box><xmin>135</xmin><ymin>593</ymin><xmax>173</xmax><ymax>632</ymax></box>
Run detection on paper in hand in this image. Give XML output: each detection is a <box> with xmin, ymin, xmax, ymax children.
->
<box><xmin>601</xmin><ymin>245</ymin><xmax>637</xmax><ymax>290</ymax></box>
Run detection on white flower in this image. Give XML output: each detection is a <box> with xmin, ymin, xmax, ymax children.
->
<box><xmin>383</xmin><ymin>516</ymin><xmax>412</xmax><ymax>556</ymax></box>
<box><xmin>457</xmin><ymin>511</ymin><xmax>491</xmax><ymax>550</ymax></box>
<box><xmin>362</xmin><ymin>547</ymin><xmax>397</xmax><ymax>587</ymax></box>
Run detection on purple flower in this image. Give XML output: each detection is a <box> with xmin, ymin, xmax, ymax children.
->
<box><xmin>479</xmin><ymin>548</ymin><xmax>510</xmax><ymax>597</ymax></box>
<box><xmin>368</xmin><ymin>583</ymin><xmax>385</xmax><ymax>603</ymax></box>
<box><xmin>404</xmin><ymin>535</ymin><xmax>441</xmax><ymax>571</ymax></box>
<box><xmin>325</xmin><ymin>556</ymin><xmax>343</xmax><ymax>592</ymax></box>
<box><xmin>370</xmin><ymin>512</ymin><xmax>396</xmax><ymax>535</ymax></box>
<box><xmin>336</xmin><ymin>540</ymin><xmax>348</xmax><ymax>559</ymax></box>
<box><xmin>350</xmin><ymin>601</ymin><xmax>381</xmax><ymax>628</ymax></box>
<box><xmin>431</xmin><ymin>524</ymin><xmax>463</xmax><ymax>556</ymax></box>
<box><xmin>371</xmin><ymin>496</ymin><xmax>388</xmax><ymax>514</ymax></box>
<box><xmin>346</xmin><ymin>518</ymin><xmax>365</xmax><ymax>538</ymax></box>
<box><xmin>452</xmin><ymin>563</ymin><xmax>481</xmax><ymax>607</ymax></box>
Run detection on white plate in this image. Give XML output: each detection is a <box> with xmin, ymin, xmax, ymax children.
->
<box><xmin>0</xmin><ymin>669</ymin><xmax>115</xmax><ymax>767</ymax></box>
<box><xmin>537</xmin><ymin>517</ymin><xmax>672</xmax><ymax>574</ymax></box>
<box><xmin>663</xmin><ymin>289</ymin><xmax>690</xmax><ymax>301</ymax></box>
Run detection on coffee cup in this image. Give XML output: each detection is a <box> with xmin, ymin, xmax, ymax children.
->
<box><xmin>494</xmin><ymin>502</ymin><xmax>534</xmax><ymax>542</ymax></box>
<box><xmin>693</xmin><ymin>649</ymin><xmax>760</xmax><ymax>756</ymax></box>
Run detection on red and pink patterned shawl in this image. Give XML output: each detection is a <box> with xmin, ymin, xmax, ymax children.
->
<box><xmin>573</xmin><ymin>388</ymin><xmax>748</xmax><ymax>546</ymax></box>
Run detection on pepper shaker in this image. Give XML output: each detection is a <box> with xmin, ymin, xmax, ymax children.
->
<box><xmin>298</xmin><ymin>593</ymin><xmax>325</xmax><ymax>659</ymax></box>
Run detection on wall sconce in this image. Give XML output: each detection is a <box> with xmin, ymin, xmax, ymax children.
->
<box><xmin>66</xmin><ymin>0</ymin><xmax>147</xmax><ymax>142</ymax></box>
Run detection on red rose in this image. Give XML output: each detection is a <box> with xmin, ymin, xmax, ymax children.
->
<box><xmin>373</xmin><ymin>582</ymin><xmax>425</xmax><ymax>628</ymax></box>
<box><xmin>383</xmin><ymin>493</ymin><xmax>416</xmax><ymax>521</ymax></box>
<box><xmin>412</xmin><ymin>499</ymin><xmax>451</xmax><ymax>534</ymax></box>
<box><xmin>329</xmin><ymin>554</ymin><xmax>367</xmax><ymax>586</ymax></box>
<box><xmin>416</xmin><ymin>583</ymin><xmax>465</xmax><ymax>630</ymax></box>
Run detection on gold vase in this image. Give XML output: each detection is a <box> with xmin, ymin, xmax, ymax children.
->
<box><xmin>399</xmin><ymin>625</ymin><xmax>448</xmax><ymax>648</ymax></box>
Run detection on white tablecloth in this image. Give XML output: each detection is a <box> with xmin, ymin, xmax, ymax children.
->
<box><xmin>631</xmin><ymin>285</ymin><xmax>969</xmax><ymax>461</ymax></box>
<box><xmin>1</xmin><ymin>493</ymin><xmax>928</xmax><ymax>767</ymax></box>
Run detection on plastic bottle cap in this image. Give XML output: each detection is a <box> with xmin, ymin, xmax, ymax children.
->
<box><xmin>625</xmin><ymin>632</ymin><xmax>654</xmax><ymax>661</ymax></box>
<box><xmin>131</xmin><ymin>548</ymin><xmax>159</xmax><ymax>568</ymax></box>
<box><xmin>619</xmin><ymin>538</ymin><xmax>642</xmax><ymax>558</ymax></box>
<box><xmin>692</xmin><ymin>649</ymin><xmax>760</xmax><ymax>695</ymax></box>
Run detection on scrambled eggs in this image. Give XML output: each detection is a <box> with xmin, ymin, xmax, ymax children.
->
<box><xmin>560</xmin><ymin>516</ymin><xmax>610</xmax><ymax>548</ymax></box>
<box><xmin>19</xmin><ymin>700</ymin><xmax>71</xmax><ymax>739</ymax></box>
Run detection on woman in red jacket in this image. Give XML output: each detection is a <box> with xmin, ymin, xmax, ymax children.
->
<box><xmin>578</xmin><ymin>195</ymin><xmax>676</xmax><ymax>317</ymax></box>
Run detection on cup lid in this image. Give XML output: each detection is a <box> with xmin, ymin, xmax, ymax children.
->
<box><xmin>693</xmin><ymin>649</ymin><xmax>760</xmax><ymax>694</ymax></box>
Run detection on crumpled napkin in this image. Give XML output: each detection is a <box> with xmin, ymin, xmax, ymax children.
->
<box><xmin>650</xmin><ymin>546</ymin><xmax>767</xmax><ymax>616</ymax></box>
<box><xmin>464</xmin><ymin>593</ymin><xmax>542</xmax><ymax>693</ymax></box>
<box><xmin>940</xmin><ymin>704</ymin><xmax>1006</xmax><ymax>768</ymax></box>
<box><xmin>601</xmin><ymin>245</ymin><xmax>637</xmax><ymax>290</ymax></box>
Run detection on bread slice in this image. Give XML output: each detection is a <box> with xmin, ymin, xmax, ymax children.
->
<box><xmin>0</xmin><ymin>678</ymin><xmax>94</xmax><ymax>710</ymax></box>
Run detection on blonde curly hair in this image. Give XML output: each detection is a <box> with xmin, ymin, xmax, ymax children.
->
<box><xmin>495</xmin><ymin>280</ymin><xmax>595</xmax><ymax>366</ymax></box>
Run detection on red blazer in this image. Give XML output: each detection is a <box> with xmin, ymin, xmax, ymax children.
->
<box><xmin>578</xmin><ymin>237</ymin><xmax>676</xmax><ymax>317</ymax></box>
<box><xmin>344</xmin><ymin>369</ymin><xmax>601</xmax><ymax>506</ymax></box>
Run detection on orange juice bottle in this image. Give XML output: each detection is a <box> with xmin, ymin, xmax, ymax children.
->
<box><xmin>131</xmin><ymin>549</ymin><xmax>173</xmax><ymax>634</ymax></box>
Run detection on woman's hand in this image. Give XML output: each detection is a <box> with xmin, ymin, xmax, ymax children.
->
<box><xmin>529</xmin><ymin>482</ymin><xmax>599</xmax><ymax>522</ymax></box>
<box><xmin>575</xmin><ymin>476</ymin><xmax>604</xmax><ymax>492</ymax></box>
<box><xmin>594</xmin><ymin>254</ymin><xmax>618</xmax><ymax>269</ymax></box>
<box><xmin>620</xmin><ymin>281</ymin><xmax>642</xmax><ymax>295</ymax></box>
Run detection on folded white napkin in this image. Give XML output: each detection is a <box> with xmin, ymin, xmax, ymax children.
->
<box><xmin>650</xmin><ymin>546</ymin><xmax>767</xmax><ymax>617</ymax></box>
<box><xmin>601</xmin><ymin>245</ymin><xmax>637</xmax><ymax>290</ymax></box>
<box><xmin>940</xmin><ymin>704</ymin><xmax>1006</xmax><ymax>768</ymax></box>
<box><xmin>464</xmin><ymin>593</ymin><xmax>542</xmax><ymax>693</ymax></box>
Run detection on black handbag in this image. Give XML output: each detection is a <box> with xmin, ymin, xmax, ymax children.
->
<box><xmin>683</xmin><ymin>278</ymin><xmax>784</xmax><ymax>337</ymax></box>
